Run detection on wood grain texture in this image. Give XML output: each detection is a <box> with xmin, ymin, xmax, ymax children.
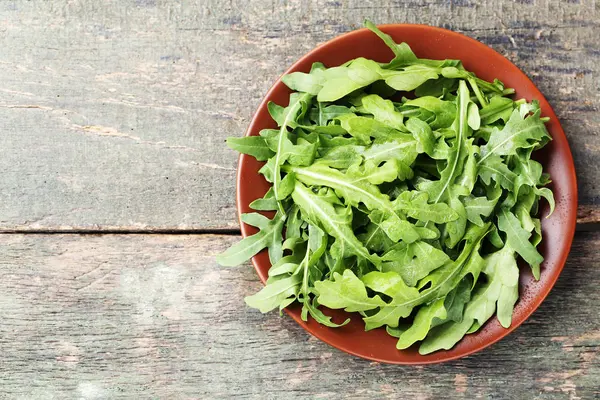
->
<box><xmin>577</xmin><ymin>204</ymin><xmax>600</xmax><ymax>226</ymax></box>
<box><xmin>0</xmin><ymin>0</ymin><xmax>598</xmax><ymax>231</ymax></box>
<box><xmin>1</xmin><ymin>2</ymin><xmax>597</xmax><ymax>397</ymax></box>
<box><xmin>0</xmin><ymin>232</ymin><xmax>597</xmax><ymax>399</ymax></box>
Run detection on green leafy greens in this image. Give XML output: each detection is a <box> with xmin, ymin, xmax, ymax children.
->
<box><xmin>218</xmin><ymin>20</ymin><xmax>554</xmax><ymax>354</ymax></box>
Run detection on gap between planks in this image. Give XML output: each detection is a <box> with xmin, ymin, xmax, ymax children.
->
<box><xmin>0</xmin><ymin>205</ymin><xmax>597</xmax><ymax>235</ymax></box>
<box><xmin>0</xmin><ymin>228</ymin><xmax>242</xmax><ymax>235</ymax></box>
<box><xmin>0</xmin><ymin>223</ymin><xmax>598</xmax><ymax>235</ymax></box>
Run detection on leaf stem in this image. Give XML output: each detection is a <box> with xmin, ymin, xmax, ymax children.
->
<box><xmin>273</xmin><ymin>93</ymin><xmax>311</xmax><ymax>214</ymax></box>
<box><xmin>468</xmin><ymin>78</ymin><xmax>488</xmax><ymax>107</ymax></box>
<box><xmin>473</xmin><ymin>77</ymin><xmax>504</xmax><ymax>94</ymax></box>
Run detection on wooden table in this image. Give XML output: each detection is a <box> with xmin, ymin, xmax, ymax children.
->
<box><xmin>1</xmin><ymin>1</ymin><xmax>598</xmax><ymax>398</ymax></box>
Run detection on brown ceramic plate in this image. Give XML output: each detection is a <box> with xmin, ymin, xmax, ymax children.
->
<box><xmin>236</xmin><ymin>24</ymin><xmax>577</xmax><ymax>364</ymax></box>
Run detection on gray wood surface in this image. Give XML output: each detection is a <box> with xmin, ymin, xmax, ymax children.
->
<box><xmin>1</xmin><ymin>1</ymin><xmax>599</xmax><ymax>399</ymax></box>
<box><xmin>0</xmin><ymin>233</ymin><xmax>598</xmax><ymax>399</ymax></box>
<box><xmin>0</xmin><ymin>0</ymin><xmax>598</xmax><ymax>231</ymax></box>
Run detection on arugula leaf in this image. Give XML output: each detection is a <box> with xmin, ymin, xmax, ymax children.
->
<box><xmin>478</xmin><ymin>154</ymin><xmax>517</xmax><ymax>191</ymax></box>
<box><xmin>393</xmin><ymin>191</ymin><xmax>459</xmax><ymax>224</ymax></box>
<box><xmin>258</xmin><ymin>157</ymin><xmax>275</xmax><ymax>183</ymax></box>
<box><xmin>467</xmin><ymin>102</ymin><xmax>481</xmax><ymax>130</ymax></box>
<box><xmin>396</xmin><ymin>298</ymin><xmax>447</xmax><ymax>349</ymax></box>
<box><xmin>291</xmin><ymin>164</ymin><xmax>392</xmax><ymax>211</ymax></box>
<box><xmin>498</xmin><ymin>208</ymin><xmax>543</xmax><ymax>266</ymax></box>
<box><xmin>418</xmin><ymin>316</ymin><xmax>473</xmax><ymax>355</ymax></box>
<box><xmin>464</xmin><ymin>195</ymin><xmax>497</xmax><ymax>226</ymax></box>
<box><xmin>515</xmin><ymin>190</ymin><xmax>537</xmax><ymax>233</ymax></box>
<box><xmin>309</xmin><ymin>104</ymin><xmax>354</xmax><ymax>125</ymax></box>
<box><xmin>422</xmin><ymin>80</ymin><xmax>471</xmax><ymax>203</ymax></box>
<box><xmin>529</xmin><ymin>219</ymin><xmax>543</xmax><ymax>280</ymax></box>
<box><xmin>316</xmin><ymin>144</ymin><xmax>364</xmax><ymax>169</ymax></box>
<box><xmin>292</xmin><ymin>182</ymin><xmax>378</xmax><ymax>264</ymax></box>
<box><xmin>245</xmin><ymin>273</ymin><xmax>302</xmax><ymax>313</ymax></box>
<box><xmin>363</xmin><ymin>20</ymin><xmax>417</xmax><ymax>65</ymax></box>
<box><xmin>267</xmin><ymin>246</ymin><xmax>305</xmax><ymax>278</ymax></box>
<box><xmin>317</xmin><ymin>58</ymin><xmax>384</xmax><ymax>102</ymax></box>
<box><xmin>358</xmin><ymin>217</ymin><xmax>395</xmax><ymax>253</ymax></box>
<box><xmin>282</xmin><ymin>62</ymin><xmax>327</xmax><ymax>95</ymax></box>
<box><xmin>270</xmin><ymin>92</ymin><xmax>313</xmax><ymax>210</ymax></box>
<box><xmin>419</xmin><ymin>245</ymin><xmax>519</xmax><ymax>354</ymax></box>
<box><xmin>361</xmin><ymin>136</ymin><xmax>419</xmax><ymax>166</ymax></box>
<box><xmin>318</xmin><ymin>59</ymin><xmax>442</xmax><ymax>102</ymax></box>
<box><xmin>444</xmin><ymin>196</ymin><xmax>467</xmax><ymax>249</ymax></box>
<box><xmin>385</xmin><ymin>65</ymin><xmax>441</xmax><ymax>91</ymax></box>
<box><xmin>360</xmin><ymin>94</ymin><xmax>407</xmax><ymax>131</ymax></box>
<box><xmin>285</xmin><ymin>204</ymin><xmax>304</xmax><ymax>240</ymax></box>
<box><xmin>347</xmin><ymin>159</ymin><xmax>410</xmax><ymax>185</ymax></box>
<box><xmin>512</xmin><ymin>154</ymin><xmax>556</xmax><ymax>215</ymax></box>
<box><xmin>414</xmin><ymin>77</ymin><xmax>458</xmax><ymax>97</ymax></box>
<box><xmin>444</xmin><ymin>278</ymin><xmax>474</xmax><ymax>322</ymax></box>
<box><xmin>492</xmin><ymin>248</ymin><xmax>520</xmax><ymax>328</ymax></box>
<box><xmin>404</xmin><ymin>96</ymin><xmax>457</xmax><ymax>129</ymax></box>
<box><xmin>226</xmin><ymin>136</ymin><xmax>275</xmax><ymax>161</ymax></box>
<box><xmin>286</xmin><ymin>224</ymin><xmax>352</xmax><ymax>327</ymax></box>
<box><xmin>216</xmin><ymin>212</ymin><xmax>285</xmax><ymax>266</ymax></box>
<box><xmin>277</xmin><ymin>172</ymin><xmax>296</xmax><ymax>199</ymax></box>
<box><xmin>382</xmin><ymin>241</ymin><xmax>450</xmax><ymax>286</ymax></box>
<box><xmin>262</xmin><ymin>129</ymin><xmax>320</xmax><ymax>167</ymax></box>
<box><xmin>416</xmin><ymin>81</ymin><xmax>474</xmax><ymax>248</ymax></box>
<box><xmin>250</xmin><ymin>188</ymin><xmax>278</xmax><ymax>211</ymax></box>
<box><xmin>363</xmin><ymin>224</ymin><xmax>489</xmax><ymax>331</ymax></box>
<box><xmin>361</xmin><ymin>271</ymin><xmax>421</xmax><ymax>329</ymax></box>
<box><xmin>337</xmin><ymin>114</ymin><xmax>401</xmax><ymax>144</ymax></box>
<box><xmin>480</xmin><ymin>95</ymin><xmax>514</xmax><ymax>125</ymax></box>
<box><xmin>315</xmin><ymin>269</ymin><xmax>386</xmax><ymax>312</ymax></box>
<box><xmin>291</xmin><ymin>164</ymin><xmax>420</xmax><ymax>243</ymax></box>
<box><xmin>417</xmin><ymin>223</ymin><xmax>490</xmax><ymax>297</ymax></box>
<box><xmin>479</xmin><ymin>105</ymin><xmax>551</xmax><ymax>163</ymax></box>
<box><xmin>302</xmin><ymin>297</ymin><xmax>351</xmax><ymax>327</ymax></box>
<box><xmin>406</xmin><ymin>117</ymin><xmax>435</xmax><ymax>155</ymax></box>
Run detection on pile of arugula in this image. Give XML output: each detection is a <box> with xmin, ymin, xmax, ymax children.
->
<box><xmin>218</xmin><ymin>20</ymin><xmax>554</xmax><ymax>354</ymax></box>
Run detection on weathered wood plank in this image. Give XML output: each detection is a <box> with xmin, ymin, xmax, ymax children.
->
<box><xmin>0</xmin><ymin>0</ymin><xmax>598</xmax><ymax>230</ymax></box>
<box><xmin>0</xmin><ymin>232</ymin><xmax>597</xmax><ymax>399</ymax></box>
<box><xmin>577</xmin><ymin>204</ymin><xmax>600</xmax><ymax>226</ymax></box>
